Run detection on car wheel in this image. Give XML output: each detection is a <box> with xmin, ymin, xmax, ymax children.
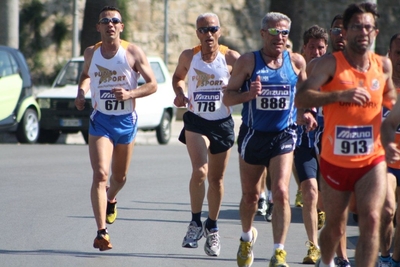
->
<box><xmin>38</xmin><ymin>129</ymin><xmax>61</xmax><ymax>144</ymax></box>
<box><xmin>81</xmin><ymin>130</ymin><xmax>89</xmax><ymax>144</ymax></box>
<box><xmin>16</xmin><ymin>108</ymin><xmax>40</xmax><ymax>143</ymax></box>
<box><xmin>156</xmin><ymin>110</ymin><xmax>171</xmax><ymax>145</ymax></box>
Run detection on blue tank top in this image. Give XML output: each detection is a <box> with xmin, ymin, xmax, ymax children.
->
<box><xmin>240</xmin><ymin>50</ymin><xmax>298</xmax><ymax>132</ymax></box>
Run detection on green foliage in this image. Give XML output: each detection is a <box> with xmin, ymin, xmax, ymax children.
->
<box><xmin>19</xmin><ymin>0</ymin><xmax>71</xmax><ymax>85</ymax></box>
<box><xmin>117</xmin><ymin>0</ymin><xmax>130</xmax><ymax>40</ymax></box>
<box><xmin>53</xmin><ymin>19</ymin><xmax>69</xmax><ymax>49</ymax></box>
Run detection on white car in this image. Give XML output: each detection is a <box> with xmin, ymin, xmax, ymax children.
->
<box><xmin>36</xmin><ymin>56</ymin><xmax>176</xmax><ymax>144</ymax></box>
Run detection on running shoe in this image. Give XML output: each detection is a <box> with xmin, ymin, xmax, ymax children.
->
<box><xmin>269</xmin><ymin>248</ymin><xmax>289</xmax><ymax>267</ymax></box>
<box><xmin>295</xmin><ymin>190</ymin><xmax>303</xmax><ymax>207</ymax></box>
<box><xmin>378</xmin><ymin>256</ymin><xmax>393</xmax><ymax>267</ymax></box>
<box><xmin>237</xmin><ymin>227</ymin><xmax>258</xmax><ymax>267</ymax></box>
<box><xmin>317</xmin><ymin>211</ymin><xmax>325</xmax><ymax>230</ymax></box>
<box><xmin>203</xmin><ymin>224</ymin><xmax>221</xmax><ymax>256</ymax></box>
<box><xmin>256</xmin><ymin>198</ymin><xmax>268</xmax><ymax>216</ymax></box>
<box><xmin>302</xmin><ymin>240</ymin><xmax>320</xmax><ymax>264</ymax></box>
<box><xmin>93</xmin><ymin>229</ymin><xmax>112</xmax><ymax>251</ymax></box>
<box><xmin>106</xmin><ymin>201</ymin><xmax>117</xmax><ymax>224</ymax></box>
<box><xmin>334</xmin><ymin>257</ymin><xmax>351</xmax><ymax>267</ymax></box>
<box><xmin>265</xmin><ymin>202</ymin><xmax>274</xmax><ymax>222</ymax></box>
<box><xmin>182</xmin><ymin>221</ymin><xmax>203</xmax><ymax>248</ymax></box>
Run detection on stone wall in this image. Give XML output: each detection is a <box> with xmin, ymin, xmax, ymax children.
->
<box><xmin>19</xmin><ymin>0</ymin><xmax>400</xmax><ymax>80</ymax></box>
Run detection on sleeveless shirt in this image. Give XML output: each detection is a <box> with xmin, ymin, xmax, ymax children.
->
<box><xmin>383</xmin><ymin>87</ymin><xmax>400</xmax><ymax>169</ymax></box>
<box><xmin>89</xmin><ymin>40</ymin><xmax>139</xmax><ymax>115</ymax></box>
<box><xmin>240</xmin><ymin>50</ymin><xmax>298</xmax><ymax>132</ymax></box>
<box><xmin>320</xmin><ymin>51</ymin><xmax>385</xmax><ymax>168</ymax></box>
<box><xmin>186</xmin><ymin>45</ymin><xmax>232</xmax><ymax>120</ymax></box>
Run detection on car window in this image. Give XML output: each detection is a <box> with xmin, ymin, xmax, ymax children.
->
<box><xmin>55</xmin><ymin>61</ymin><xmax>83</xmax><ymax>87</ymax></box>
<box><xmin>138</xmin><ymin>62</ymin><xmax>165</xmax><ymax>85</ymax></box>
<box><xmin>0</xmin><ymin>50</ymin><xmax>16</xmax><ymax>77</ymax></box>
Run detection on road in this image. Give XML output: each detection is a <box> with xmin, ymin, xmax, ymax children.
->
<box><xmin>0</xmin><ymin>117</ymin><xmax>361</xmax><ymax>267</ymax></box>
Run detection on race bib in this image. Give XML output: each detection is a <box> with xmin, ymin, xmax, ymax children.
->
<box><xmin>193</xmin><ymin>91</ymin><xmax>221</xmax><ymax>113</ymax></box>
<box><xmin>256</xmin><ymin>84</ymin><xmax>290</xmax><ymax>111</ymax></box>
<box><xmin>99</xmin><ymin>90</ymin><xmax>126</xmax><ymax>112</ymax></box>
<box><xmin>334</xmin><ymin>125</ymin><xmax>373</xmax><ymax>156</ymax></box>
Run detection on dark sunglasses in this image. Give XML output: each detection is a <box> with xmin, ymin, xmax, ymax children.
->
<box><xmin>197</xmin><ymin>26</ymin><xmax>220</xmax><ymax>34</ymax></box>
<box><xmin>267</xmin><ymin>28</ymin><xmax>290</xmax><ymax>36</ymax></box>
<box><xmin>331</xmin><ymin>27</ymin><xmax>342</xmax><ymax>35</ymax></box>
<box><xmin>98</xmin><ymin>17</ymin><xmax>122</xmax><ymax>25</ymax></box>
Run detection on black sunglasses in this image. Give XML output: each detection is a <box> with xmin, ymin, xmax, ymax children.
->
<box><xmin>98</xmin><ymin>17</ymin><xmax>122</xmax><ymax>25</ymax></box>
<box><xmin>331</xmin><ymin>27</ymin><xmax>342</xmax><ymax>36</ymax></box>
<box><xmin>197</xmin><ymin>26</ymin><xmax>220</xmax><ymax>34</ymax></box>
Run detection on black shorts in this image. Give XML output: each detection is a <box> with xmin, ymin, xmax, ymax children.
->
<box><xmin>178</xmin><ymin>111</ymin><xmax>235</xmax><ymax>154</ymax></box>
<box><xmin>294</xmin><ymin>144</ymin><xmax>318</xmax><ymax>183</ymax></box>
<box><xmin>237</xmin><ymin>123</ymin><xmax>296</xmax><ymax>166</ymax></box>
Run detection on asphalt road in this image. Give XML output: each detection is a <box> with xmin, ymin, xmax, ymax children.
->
<box><xmin>0</xmin><ymin>117</ymin><xmax>361</xmax><ymax>267</ymax></box>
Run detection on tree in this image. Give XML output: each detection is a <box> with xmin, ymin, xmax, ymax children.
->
<box><xmin>80</xmin><ymin>0</ymin><xmax>118</xmax><ymax>55</ymax></box>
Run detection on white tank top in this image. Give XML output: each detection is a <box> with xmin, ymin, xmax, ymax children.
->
<box><xmin>187</xmin><ymin>45</ymin><xmax>232</xmax><ymax>120</ymax></box>
<box><xmin>89</xmin><ymin>40</ymin><xmax>139</xmax><ymax>115</ymax></box>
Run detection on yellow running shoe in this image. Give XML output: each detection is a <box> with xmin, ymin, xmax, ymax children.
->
<box><xmin>237</xmin><ymin>227</ymin><xmax>258</xmax><ymax>267</ymax></box>
<box><xmin>269</xmin><ymin>248</ymin><xmax>289</xmax><ymax>267</ymax></box>
<box><xmin>302</xmin><ymin>240</ymin><xmax>320</xmax><ymax>264</ymax></box>
<box><xmin>93</xmin><ymin>229</ymin><xmax>112</xmax><ymax>251</ymax></box>
<box><xmin>317</xmin><ymin>211</ymin><xmax>325</xmax><ymax>230</ymax></box>
<box><xmin>295</xmin><ymin>190</ymin><xmax>303</xmax><ymax>207</ymax></box>
<box><xmin>106</xmin><ymin>201</ymin><xmax>117</xmax><ymax>224</ymax></box>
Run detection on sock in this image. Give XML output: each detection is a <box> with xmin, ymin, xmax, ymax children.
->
<box><xmin>205</xmin><ymin>217</ymin><xmax>218</xmax><ymax>231</ymax></box>
<box><xmin>241</xmin><ymin>229</ymin><xmax>253</xmax><ymax>242</ymax></box>
<box><xmin>273</xmin><ymin>243</ymin><xmax>284</xmax><ymax>254</ymax></box>
<box><xmin>319</xmin><ymin>260</ymin><xmax>335</xmax><ymax>267</ymax></box>
<box><xmin>191</xmin><ymin>212</ymin><xmax>202</xmax><ymax>226</ymax></box>
<box><xmin>268</xmin><ymin>190</ymin><xmax>273</xmax><ymax>202</ymax></box>
<box><xmin>260</xmin><ymin>191</ymin><xmax>266</xmax><ymax>200</ymax></box>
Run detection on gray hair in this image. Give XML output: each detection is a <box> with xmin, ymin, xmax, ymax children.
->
<box><xmin>196</xmin><ymin>13</ymin><xmax>220</xmax><ymax>26</ymax></box>
<box><xmin>261</xmin><ymin>12</ymin><xmax>291</xmax><ymax>30</ymax></box>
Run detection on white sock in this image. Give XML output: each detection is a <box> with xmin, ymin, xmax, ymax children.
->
<box><xmin>319</xmin><ymin>260</ymin><xmax>335</xmax><ymax>267</ymax></box>
<box><xmin>273</xmin><ymin>243</ymin><xmax>284</xmax><ymax>253</ymax></box>
<box><xmin>241</xmin><ymin>230</ymin><xmax>253</xmax><ymax>242</ymax></box>
<box><xmin>260</xmin><ymin>191</ymin><xmax>266</xmax><ymax>199</ymax></box>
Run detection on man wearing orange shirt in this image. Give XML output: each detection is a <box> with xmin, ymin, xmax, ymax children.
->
<box><xmin>295</xmin><ymin>3</ymin><xmax>397</xmax><ymax>267</ymax></box>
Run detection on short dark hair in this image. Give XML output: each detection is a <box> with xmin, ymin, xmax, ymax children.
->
<box><xmin>99</xmin><ymin>6</ymin><xmax>122</xmax><ymax>17</ymax></box>
<box><xmin>303</xmin><ymin>25</ymin><xmax>329</xmax><ymax>45</ymax></box>
<box><xmin>330</xmin><ymin>14</ymin><xmax>343</xmax><ymax>28</ymax></box>
<box><xmin>343</xmin><ymin>2</ymin><xmax>379</xmax><ymax>30</ymax></box>
<box><xmin>389</xmin><ymin>33</ymin><xmax>400</xmax><ymax>49</ymax></box>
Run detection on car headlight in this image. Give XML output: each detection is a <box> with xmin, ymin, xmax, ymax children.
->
<box><xmin>38</xmin><ymin>98</ymin><xmax>51</xmax><ymax>109</ymax></box>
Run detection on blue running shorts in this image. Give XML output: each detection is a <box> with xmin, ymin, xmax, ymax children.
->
<box><xmin>89</xmin><ymin>110</ymin><xmax>138</xmax><ymax>146</ymax></box>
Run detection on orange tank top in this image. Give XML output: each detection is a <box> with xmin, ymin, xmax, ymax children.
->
<box><xmin>320</xmin><ymin>51</ymin><xmax>385</xmax><ymax>168</ymax></box>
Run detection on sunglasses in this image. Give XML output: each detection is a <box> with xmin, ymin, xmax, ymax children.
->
<box><xmin>266</xmin><ymin>28</ymin><xmax>290</xmax><ymax>36</ymax></box>
<box><xmin>197</xmin><ymin>26</ymin><xmax>220</xmax><ymax>34</ymax></box>
<box><xmin>331</xmin><ymin>27</ymin><xmax>342</xmax><ymax>35</ymax></box>
<box><xmin>98</xmin><ymin>17</ymin><xmax>122</xmax><ymax>25</ymax></box>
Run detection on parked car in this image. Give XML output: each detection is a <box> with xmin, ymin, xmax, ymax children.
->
<box><xmin>36</xmin><ymin>56</ymin><xmax>176</xmax><ymax>144</ymax></box>
<box><xmin>0</xmin><ymin>45</ymin><xmax>41</xmax><ymax>143</ymax></box>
